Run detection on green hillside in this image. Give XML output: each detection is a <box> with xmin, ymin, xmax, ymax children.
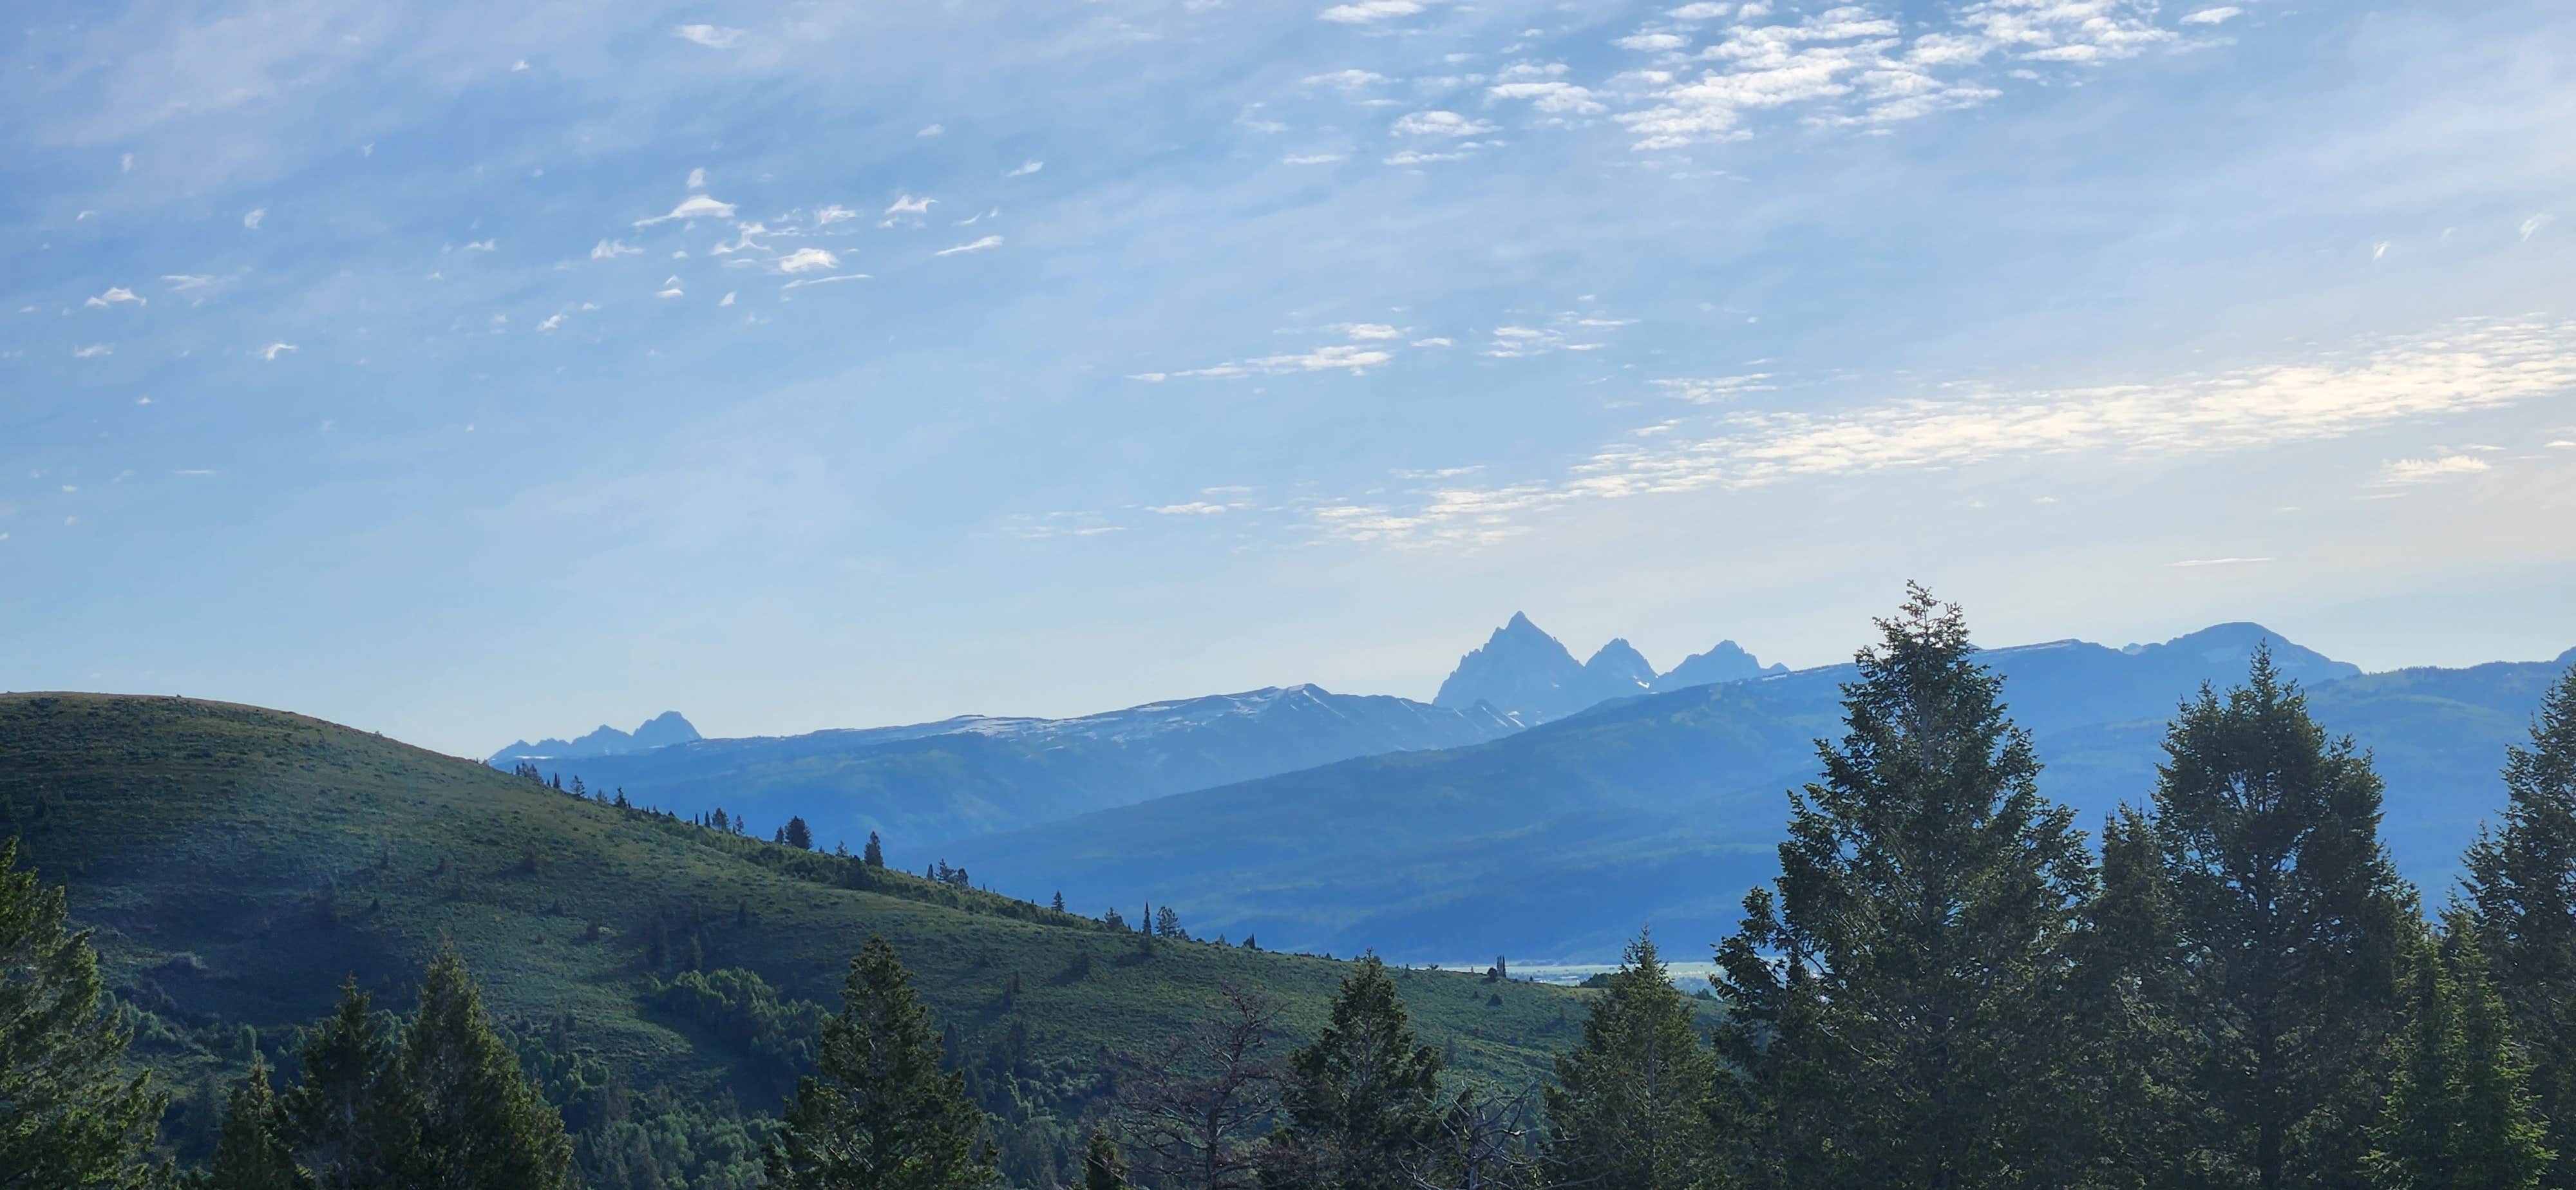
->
<box><xmin>0</xmin><ymin>693</ymin><xmax>1592</xmax><ymax>1185</ymax></box>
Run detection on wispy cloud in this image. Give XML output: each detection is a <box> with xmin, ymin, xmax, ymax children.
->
<box><xmin>2380</xmin><ymin>455</ymin><xmax>2492</xmax><ymax>485</ymax></box>
<box><xmin>1392</xmin><ymin>110</ymin><xmax>1496</xmax><ymax>137</ymax></box>
<box><xmin>591</xmin><ymin>239</ymin><xmax>643</xmax><ymax>259</ymax></box>
<box><xmin>672</xmin><ymin>24</ymin><xmax>744</xmax><ymax>49</ymax></box>
<box><xmin>936</xmin><ymin>235</ymin><xmax>1004</xmax><ymax>256</ymax></box>
<box><xmin>1306</xmin><ymin>317</ymin><xmax>2576</xmax><ymax>546</ymax></box>
<box><xmin>1319</xmin><ymin>0</ymin><xmax>1426</xmax><ymax>24</ymax></box>
<box><xmin>884</xmin><ymin>194</ymin><xmax>934</xmax><ymax>216</ymax></box>
<box><xmin>1131</xmin><ymin>343</ymin><xmax>1394</xmax><ymax>382</ymax></box>
<box><xmin>775</xmin><ymin>247</ymin><xmax>840</xmax><ymax>273</ymax></box>
<box><xmin>73</xmin><ymin>343</ymin><xmax>112</xmax><ymax>359</ymax></box>
<box><xmin>243</xmin><ymin>209</ymin><xmax>266</xmax><ymax>230</ymax></box>
<box><xmin>162</xmin><ymin>274</ymin><xmax>214</xmax><ymax>291</ymax></box>
<box><xmin>1006</xmin><ymin>160</ymin><xmax>1045</xmax><ymax>177</ymax></box>
<box><xmin>782</xmin><ymin>273</ymin><xmax>869</xmax><ymax>290</ymax></box>
<box><xmin>256</xmin><ymin>343</ymin><xmax>297</xmax><ymax>360</ymax></box>
<box><xmin>634</xmin><ymin>194</ymin><xmax>737</xmax><ymax>226</ymax></box>
<box><xmin>84</xmin><ymin>287</ymin><xmax>144</xmax><ymax>308</ymax></box>
<box><xmin>2181</xmin><ymin>6</ymin><xmax>2243</xmax><ymax>24</ymax></box>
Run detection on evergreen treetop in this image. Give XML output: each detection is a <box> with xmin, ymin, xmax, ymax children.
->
<box><xmin>1711</xmin><ymin>585</ymin><xmax>2096</xmax><ymax>1187</ymax></box>
<box><xmin>1542</xmin><ymin>931</ymin><xmax>1715</xmax><ymax>1190</ymax></box>
<box><xmin>0</xmin><ymin>836</ymin><xmax>169</xmax><ymax>1189</ymax></box>
<box><xmin>764</xmin><ymin>935</ymin><xmax>997</xmax><ymax>1190</ymax></box>
<box><xmin>2467</xmin><ymin>663</ymin><xmax>2576</xmax><ymax>1183</ymax></box>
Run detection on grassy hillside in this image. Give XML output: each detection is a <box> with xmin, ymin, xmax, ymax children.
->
<box><xmin>0</xmin><ymin>693</ymin><xmax>1593</xmax><ymax>1184</ymax></box>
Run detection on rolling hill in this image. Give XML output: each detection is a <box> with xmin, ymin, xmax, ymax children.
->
<box><xmin>0</xmin><ymin>693</ymin><xmax>1587</xmax><ymax>1185</ymax></box>
<box><xmin>948</xmin><ymin>628</ymin><xmax>2568</xmax><ymax>963</ymax></box>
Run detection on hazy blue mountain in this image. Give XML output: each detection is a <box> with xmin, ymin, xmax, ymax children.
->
<box><xmin>487</xmin><ymin>710</ymin><xmax>700</xmax><ymax>766</ymax></box>
<box><xmin>498</xmin><ymin>685</ymin><xmax>1520</xmax><ymax>855</ymax></box>
<box><xmin>1654</xmin><ymin>639</ymin><xmax>1787</xmax><ymax>690</ymax></box>
<box><xmin>1581</xmin><ymin>638</ymin><xmax>1660</xmax><ymax>704</ymax></box>
<box><xmin>1436</xmin><ymin>613</ymin><xmax>1796</xmax><ymax>724</ymax></box>
<box><xmin>1433</xmin><ymin>612</ymin><xmax>1596</xmax><ymax>724</ymax></box>
<box><xmin>951</xmin><ymin>627</ymin><xmax>2548</xmax><ymax>964</ymax></box>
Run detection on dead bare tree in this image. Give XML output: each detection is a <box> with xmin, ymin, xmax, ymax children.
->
<box><xmin>1113</xmin><ymin>985</ymin><xmax>1283</xmax><ymax>1190</ymax></box>
<box><xmin>1406</xmin><ymin>1082</ymin><xmax>1553</xmax><ymax>1190</ymax></box>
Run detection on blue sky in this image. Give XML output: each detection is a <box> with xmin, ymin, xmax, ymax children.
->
<box><xmin>6</xmin><ymin>0</ymin><xmax>2573</xmax><ymax>755</ymax></box>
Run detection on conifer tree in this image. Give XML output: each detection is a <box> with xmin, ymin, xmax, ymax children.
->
<box><xmin>2466</xmin><ymin>663</ymin><xmax>2576</xmax><ymax>1182</ymax></box>
<box><xmin>0</xmin><ymin>837</ymin><xmax>169</xmax><ymax>1189</ymax></box>
<box><xmin>206</xmin><ymin>1052</ymin><xmax>301</xmax><ymax>1190</ymax></box>
<box><xmin>401</xmin><ymin>944</ymin><xmax>576</xmax><ymax>1190</ymax></box>
<box><xmin>1083</xmin><ymin>1125</ymin><xmax>1131</xmax><ymax>1190</ymax></box>
<box><xmin>2360</xmin><ymin>922</ymin><xmax>2545</xmax><ymax>1190</ymax></box>
<box><xmin>1261</xmin><ymin>956</ymin><xmax>1443</xmax><ymax>1190</ymax></box>
<box><xmin>1707</xmin><ymin>586</ymin><xmax>2095</xmax><ymax>1187</ymax></box>
<box><xmin>281</xmin><ymin>980</ymin><xmax>423</xmax><ymax>1189</ymax></box>
<box><xmin>2369</xmin><ymin>918</ymin><xmax>2551</xmax><ymax>1190</ymax></box>
<box><xmin>765</xmin><ymin>936</ymin><xmax>997</xmax><ymax>1190</ymax></box>
<box><xmin>864</xmin><ymin>831</ymin><xmax>886</xmax><ymax>867</ymax></box>
<box><xmin>2445</xmin><ymin>923</ymin><xmax>2553</xmax><ymax>1189</ymax></box>
<box><xmin>2155</xmin><ymin>648</ymin><xmax>2414</xmax><ymax>1187</ymax></box>
<box><xmin>784</xmin><ymin>816</ymin><xmax>815</xmax><ymax>851</ymax></box>
<box><xmin>1541</xmin><ymin>932</ymin><xmax>1715</xmax><ymax>1190</ymax></box>
<box><xmin>2063</xmin><ymin>808</ymin><xmax>2195</xmax><ymax>1187</ymax></box>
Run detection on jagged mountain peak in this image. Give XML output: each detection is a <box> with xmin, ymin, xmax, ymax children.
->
<box><xmin>1582</xmin><ymin>638</ymin><xmax>1658</xmax><ymax>695</ymax></box>
<box><xmin>488</xmin><ymin>711</ymin><xmax>701</xmax><ymax>766</ymax></box>
<box><xmin>1435</xmin><ymin>614</ymin><xmax>1586</xmax><ymax>722</ymax></box>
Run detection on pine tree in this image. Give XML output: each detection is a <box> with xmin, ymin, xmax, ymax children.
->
<box><xmin>864</xmin><ymin>832</ymin><xmax>886</xmax><ymax>867</ymax></box>
<box><xmin>1707</xmin><ymin>586</ymin><xmax>2096</xmax><ymax>1187</ymax></box>
<box><xmin>2063</xmin><ymin>807</ymin><xmax>2195</xmax><ymax>1187</ymax></box>
<box><xmin>1261</xmin><ymin>956</ymin><xmax>1443</xmax><ymax>1190</ymax></box>
<box><xmin>281</xmin><ymin>979</ymin><xmax>423</xmax><ymax>1189</ymax></box>
<box><xmin>2370</xmin><ymin>917</ymin><xmax>2552</xmax><ymax>1189</ymax></box>
<box><xmin>1052</xmin><ymin>891</ymin><xmax>1066</xmax><ymax>913</ymax></box>
<box><xmin>784</xmin><ymin>816</ymin><xmax>815</xmax><ymax>851</ymax></box>
<box><xmin>1083</xmin><ymin>1125</ymin><xmax>1131</xmax><ymax>1190</ymax></box>
<box><xmin>401</xmin><ymin>943</ymin><xmax>577</xmax><ymax>1189</ymax></box>
<box><xmin>765</xmin><ymin>936</ymin><xmax>997</xmax><ymax>1190</ymax></box>
<box><xmin>2466</xmin><ymin>663</ymin><xmax>2576</xmax><ymax>1183</ymax></box>
<box><xmin>206</xmin><ymin>1052</ymin><xmax>301</xmax><ymax>1190</ymax></box>
<box><xmin>2369</xmin><ymin>934</ymin><xmax>2458</xmax><ymax>1188</ymax></box>
<box><xmin>2155</xmin><ymin>648</ymin><xmax>2414</xmax><ymax>1187</ymax></box>
<box><xmin>1542</xmin><ymin>932</ymin><xmax>1715</xmax><ymax>1190</ymax></box>
<box><xmin>0</xmin><ymin>836</ymin><xmax>169</xmax><ymax>1188</ymax></box>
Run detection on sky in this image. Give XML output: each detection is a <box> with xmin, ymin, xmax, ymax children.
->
<box><xmin>5</xmin><ymin>0</ymin><xmax>2573</xmax><ymax>757</ymax></box>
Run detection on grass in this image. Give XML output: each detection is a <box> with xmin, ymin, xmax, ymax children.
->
<box><xmin>0</xmin><ymin>692</ymin><xmax>1596</xmax><ymax>1124</ymax></box>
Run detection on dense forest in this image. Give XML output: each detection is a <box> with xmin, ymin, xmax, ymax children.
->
<box><xmin>11</xmin><ymin>586</ymin><xmax>2576</xmax><ymax>1189</ymax></box>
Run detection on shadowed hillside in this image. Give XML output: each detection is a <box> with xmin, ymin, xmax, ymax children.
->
<box><xmin>0</xmin><ymin>692</ymin><xmax>1589</xmax><ymax>1182</ymax></box>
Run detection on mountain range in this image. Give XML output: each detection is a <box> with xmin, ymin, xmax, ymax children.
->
<box><xmin>1431</xmin><ymin>612</ymin><xmax>1786</xmax><ymax>724</ymax></box>
<box><xmin>486</xmin><ymin>613</ymin><xmax>1786</xmax><ymax>849</ymax></box>
<box><xmin>496</xmin><ymin>685</ymin><xmax>1519</xmax><ymax>854</ymax></box>
<box><xmin>478</xmin><ymin>614</ymin><xmax>2568</xmax><ymax>964</ymax></box>
<box><xmin>488</xmin><ymin>710</ymin><xmax>701</xmax><ymax>765</ymax></box>
<box><xmin>943</xmin><ymin>625</ymin><xmax>2565</xmax><ymax>962</ymax></box>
